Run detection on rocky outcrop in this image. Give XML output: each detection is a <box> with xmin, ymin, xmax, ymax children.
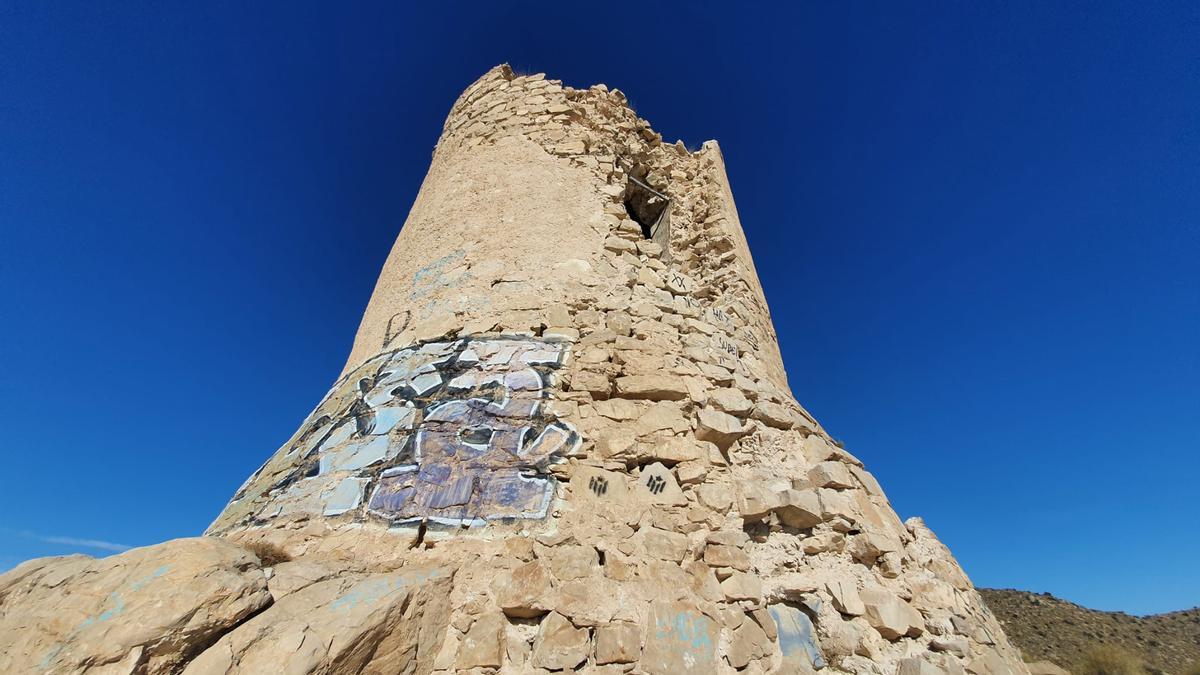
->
<box><xmin>0</xmin><ymin>538</ymin><xmax>451</xmax><ymax>675</ymax></box>
<box><xmin>0</xmin><ymin>538</ymin><xmax>271</xmax><ymax>674</ymax></box>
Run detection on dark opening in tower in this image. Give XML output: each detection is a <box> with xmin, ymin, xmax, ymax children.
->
<box><xmin>623</xmin><ymin>171</ymin><xmax>671</xmax><ymax>258</ymax></box>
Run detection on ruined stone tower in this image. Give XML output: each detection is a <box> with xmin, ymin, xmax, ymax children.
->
<box><xmin>0</xmin><ymin>66</ymin><xmax>1027</xmax><ymax>675</ymax></box>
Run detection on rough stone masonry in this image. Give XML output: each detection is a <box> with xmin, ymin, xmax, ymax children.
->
<box><xmin>0</xmin><ymin>65</ymin><xmax>1029</xmax><ymax>675</ymax></box>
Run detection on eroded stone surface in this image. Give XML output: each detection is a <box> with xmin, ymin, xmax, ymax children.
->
<box><xmin>0</xmin><ymin>538</ymin><xmax>271</xmax><ymax>675</ymax></box>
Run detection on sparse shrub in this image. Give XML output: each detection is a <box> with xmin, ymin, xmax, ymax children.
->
<box><xmin>243</xmin><ymin>540</ymin><xmax>291</xmax><ymax>566</ymax></box>
<box><xmin>1074</xmin><ymin>645</ymin><xmax>1144</xmax><ymax>675</ymax></box>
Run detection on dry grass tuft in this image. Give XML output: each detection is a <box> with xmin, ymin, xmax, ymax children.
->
<box><xmin>1075</xmin><ymin>645</ymin><xmax>1144</xmax><ymax>675</ymax></box>
<box><xmin>243</xmin><ymin>540</ymin><xmax>291</xmax><ymax>566</ymax></box>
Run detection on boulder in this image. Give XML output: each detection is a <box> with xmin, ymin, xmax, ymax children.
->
<box><xmin>0</xmin><ymin>538</ymin><xmax>272</xmax><ymax>675</ymax></box>
<box><xmin>768</xmin><ymin>603</ymin><xmax>826</xmax><ymax>670</ymax></box>
<box><xmin>642</xmin><ymin>527</ymin><xmax>689</xmax><ymax>562</ymax></box>
<box><xmin>708</xmin><ymin>387</ymin><xmax>753</xmax><ymax>415</ymax></box>
<box><xmin>725</xmin><ymin>612</ymin><xmax>771</xmax><ymax>668</ymax></box>
<box><xmin>703</xmin><ymin>544</ymin><xmax>751</xmax><ymax>571</ymax></box>
<box><xmin>185</xmin><ymin>567</ymin><xmax>450</xmax><ymax>674</ymax></box>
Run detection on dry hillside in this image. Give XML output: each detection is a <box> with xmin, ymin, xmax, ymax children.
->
<box><xmin>980</xmin><ymin>589</ymin><xmax>1200</xmax><ymax>674</ymax></box>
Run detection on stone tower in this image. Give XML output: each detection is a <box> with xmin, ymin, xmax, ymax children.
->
<box><xmin>0</xmin><ymin>66</ymin><xmax>1027</xmax><ymax>675</ymax></box>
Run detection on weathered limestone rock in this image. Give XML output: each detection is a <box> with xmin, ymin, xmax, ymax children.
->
<box><xmin>809</xmin><ymin>460</ymin><xmax>857</xmax><ymax>489</ymax></box>
<box><xmin>861</xmin><ymin>587</ymin><xmax>925</xmax><ymax>640</ymax></box>
<box><xmin>492</xmin><ymin>560</ymin><xmax>553</xmax><ymax>618</ymax></box>
<box><xmin>0</xmin><ymin>538</ymin><xmax>272</xmax><ymax>675</ymax></box>
<box><xmin>726</xmin><ymin>613</ymin><xmax>772</xmax><ymax>668</ymax></box>
<box><xmin>185</xmin><ymin>568</ymin><xmax>451</xmax><ymax>674</ymax></box>
<box><xmin>641</xmin><ymin>602</ymin><xmax>719</xmax><ymax>674</ymax></box>
<box><xmin>594</xmin><ymin>621</ymin><xmax>641</xmax><ymax>664</ymax></box>
<box><xmin>696</xmin><ymin>406</ymin><xmax>747</xmax><ymax>449</ymax></box>
<box><xmin>614</xmin><ymin>374</ymin><xmax>689</xmax><ymax>400</ymax></box>
<box><xmin>531</xmin><ymin>612</ymin><xmax>590</xmax><ymax>670</ymax></box>
<box><xmin>721</xmin><ymin>571</ymin><xmax>764</xmax><ymax>602</ymax></box>
<box><xmin>775</xmin><ymin>488</ymin><xmax>823</xmax><ymax>528</ymax></box>
<box><xmin>901</xmin><ymin>657</ymin><xmax>954</xmax><ymax>675</ymax></box>
<box><xmin>8</xmin><ymin>65</ymin><xmax>1029</xmax><ymax>675</ymax></box>
<box><xmin>826</xmin><ymin>579</ymin><xmax>866</xmax><ymax>616</ymax></box>
<box><xmin>769</xmin><ymin>603</ymin><xmax>827</xmax><ymax>671</ymax></box>
<box><xmin>455</xmin><ymin>611</ymin><xmax>506</xmax><ymax>670</ymax></box>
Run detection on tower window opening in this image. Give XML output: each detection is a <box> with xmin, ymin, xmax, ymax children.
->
<box><xmin>623</xmin><ymin>172</ymin><xmax>672</xmax><ymax>260</ymax></box>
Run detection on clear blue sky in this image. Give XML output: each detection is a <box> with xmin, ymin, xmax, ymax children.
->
<box><xmin>1</xmin><ymin>2</ymin><xmax>1196</xmax><ymax>616</ymax></box>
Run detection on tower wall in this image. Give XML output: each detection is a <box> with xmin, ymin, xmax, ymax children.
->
<box><xmin>200</xmin><ymin>66</ymin><xmax>1027</xmax><ymax>675</ymax></box>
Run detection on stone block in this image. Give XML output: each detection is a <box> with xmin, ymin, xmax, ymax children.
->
<box><xmin>594</xmin><ymin>622</ymin><xmax>641</xmax><ymax>664</ymax></box>
<box><xmin>774</xmin><ymin>488</ymin><xmax>822</xmax><ymax>528</ymax></box>
<box><xmin>825</xmin><ymin>580</ymin><xmax>865</xmax><ymax>616</ymax></box>
<box><xmin>634</xmin><ymin>462</ymin><xmax>687</xmax><ymax>506</ymax></box>
<box><xmin>695</xmin><ymin>407</ymin><xmax>747</xmax><ymax>450</ymax></box>
<box><xmin>531</xmin><ymin>611</ymin><xmax>590</xmax><ymax>670</ymax></box>
<box><xmin>708</xmin><ymin>387</ymin><xmax>752</xmax><ymax>415</ymax></box>
<box><xmin>492</xmin><ymin>560</ymin><xmax>553</xmax><ymax>618</ymax></box>
<box><xmin>614</xmin><ymin>374</ymin><xmax>688</xmax><ymax>401</ymax></box>
<box><xmin>751</xmin><ymin>401</ymin><xmax>802</xmax><ymax>430</ymax></box>
<box><xmin>641</xmin><ymin>602</ymin><xmax>718</xmax><ymax>675</ymax></box>
<box><xmin>703</xmin><ymin>544</ymin><xmax>750</xmax><ymax>571</ymax></box>
<box><xmin>720</xmin><ymin>571</ymin><xmax>763</xmax><ymax>602</ymax></box>
<box><xmin>859</xmin><ymin>587</ymin><xmax>924</xmax><ymax>641</ymax></box>
<box><xmin>457</xmin><ymin>611</ymin><xmax>507</xmax><ymax>669</ymax></box>
<box><xmin>547</xmin><ymin>545</ymin><xmax>600</xmax><ymax>580</ymax></box>
<box><xmin>900</xmin><ymin>657</ymin><xmax>952</xmax><ymax>675</ymax></box>
<box><xmin>808</xmin><ymin>461</ymin><xmax>856</xmax><ymax>489</ymax></box>
<box><xmin>726</xmin><ymin>612</ymin><xmax>771</xmax><ymax>668</ymax></box>
<box><xmin>768</xmin><ymin>603</ymin><xmax>827</xmax><ymax>670</ymax></box>
<box><xmin>642</xmin><ymin>526</ymin><xmax>689</xmax><ymax>562</ymax></box>
<box><xmin>0</xmin><ymin>538</ymin><xmax>273</xmax><ymax>675</ymax></box>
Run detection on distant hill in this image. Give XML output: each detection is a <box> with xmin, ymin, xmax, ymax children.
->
<box><xmin>980</xmin><ymin>589</ymin><xmax>1200</xmax><ymax>674</ymax></box>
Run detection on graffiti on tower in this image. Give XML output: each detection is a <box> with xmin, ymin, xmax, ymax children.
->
<box><xmin>238</xmin><ymin>336</ymin><xmax>579</xmax><ymax>527</ymax></box>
